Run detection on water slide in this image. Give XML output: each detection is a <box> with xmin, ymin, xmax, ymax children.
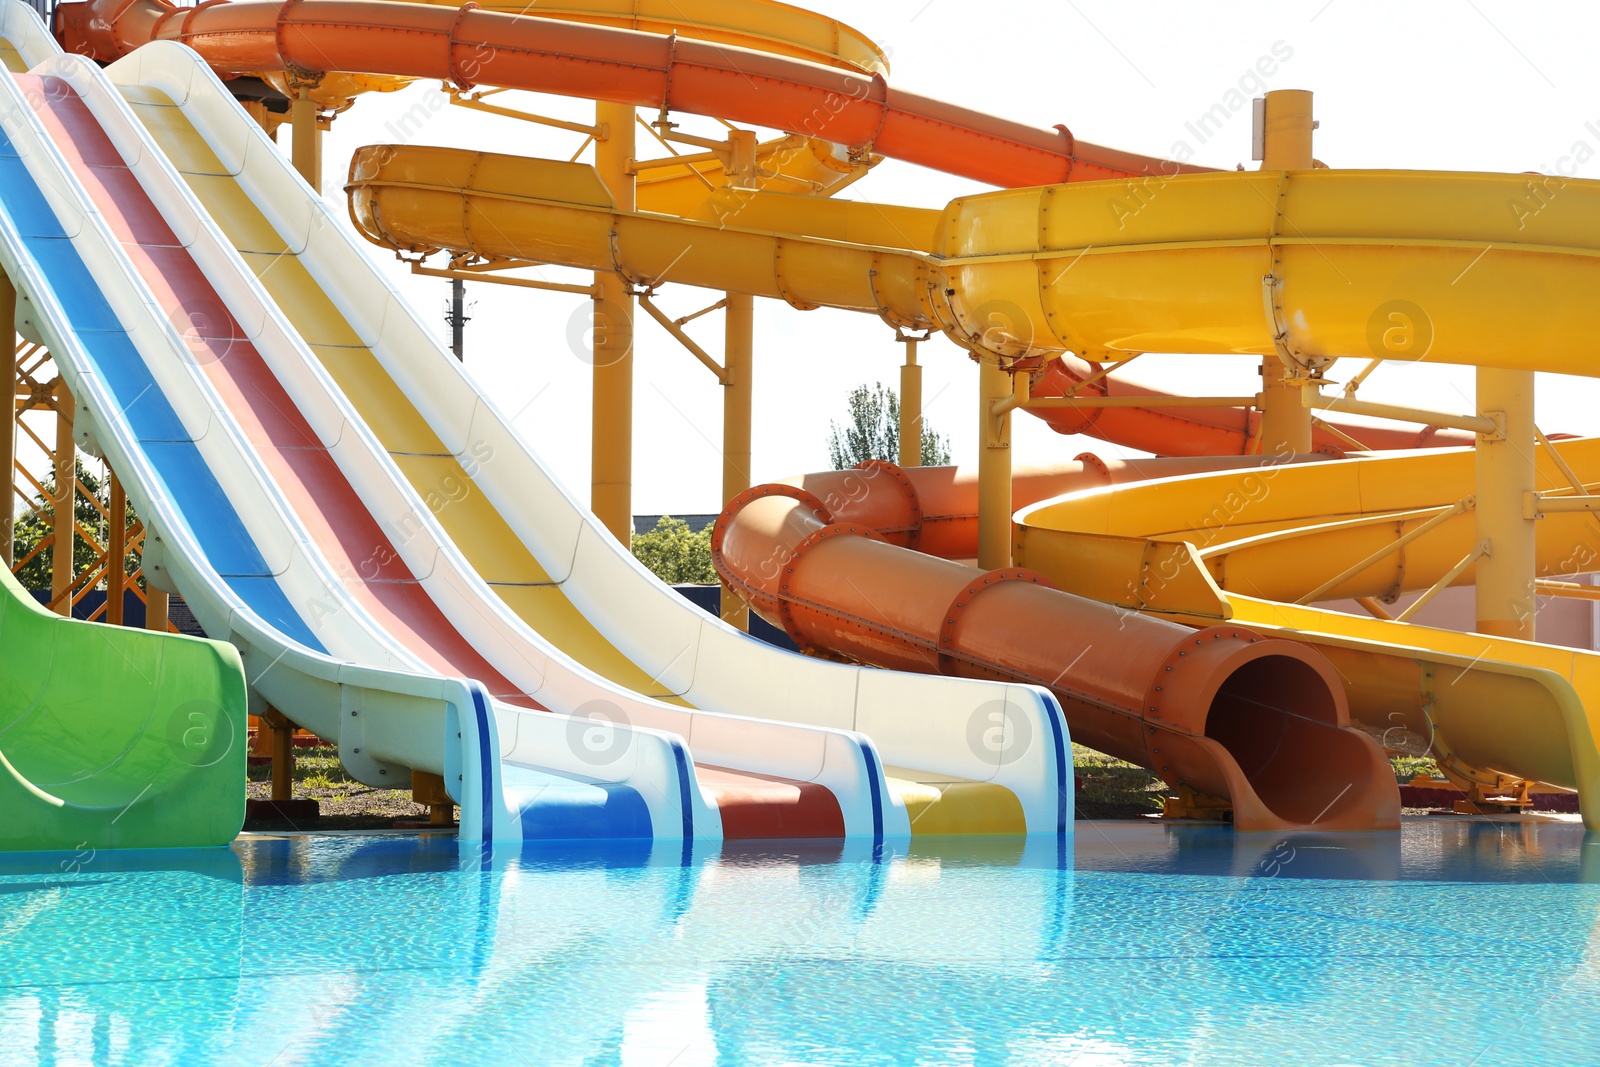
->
<box><xmin>339</xmin><ymin>102</ymin><xmax>1600</xmax><ymax>828</ymax></box>
<box><xmin>1013</xmin><ymin>446</ymin><xmax>1600</xmax><ymax>822</ymax></box>
<box><xmin>49</xmin><ymin>0</ymin><xmax>1596</xmax><ymax>829</ymax></box>
<box><xmin>0</xmin><ymin>4</ymin><xmax>252</xmax><ymax>854</ymax></box>
<box><xmin>4</xmin><ymin>2</ymin><xmax>1073</xmax><ymax>844</ymax></box>
<box><xmin>0</xmin><ymin>543</ymin><xmax>246</xmax><ymax>850</ymax></box>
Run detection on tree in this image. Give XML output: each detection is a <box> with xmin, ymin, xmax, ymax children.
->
<box><xmin>826</xmin><ymin>382</ymin><xmax>951</xmax><ymax>469</ymax></box>
<box><xmin>632</xmin><ymin>516</ymin><xmax>717</xmax><ymax>584</ymax></box>
<box><xmin>11</xmin><ymin>459</ymin><xmax>141</xmax><ymax>593</ymax></box>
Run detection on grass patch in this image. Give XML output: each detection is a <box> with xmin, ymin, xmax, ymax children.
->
<box><xmin>1071</xmin><ymin>745</ymin><xmax>1448</xmax><ymax>820</ymax></box>
<box><xmin>1072</xmin><ymin>744</ymin><xmax>1166</xmax><ymax>820</ymax></box>
<box><xmin>1391</xmin><ymin>755</ymin><xmax>1444</xmax><ymax>782</ymax></box>
<box><xmin>247</xmin><ymin>741</ymin><xmax>364</xmax><ymax>788</ymax></box>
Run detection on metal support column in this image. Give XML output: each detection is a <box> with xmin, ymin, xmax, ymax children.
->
<box><xmin>591</xmin><ymin>102</ymin><xmax>637</xmax><ymax>544</ymax></box>
<box><xmin>107</xmin><ymin>474</ymin><xmax>126</xmax><ymax>626</ymax></box>
<box><xmin>721</xmin><ymin>293</ymin><xmax>753</xmax><ymax>629</ymax></box>
<box><xmin>1474</xmin><ymin>367</ymin><xmax>1537</xmax><ymax>639</ymax></box>
<box><xmin>264</xmin><ymin>707</ymin><xmax>294</xmax><ymax>803</ymax></box>
<box><xmin>289</xmin><ymin>88</ymin><xmax>322</xmax><ymax>190</ymax></box>
<box><xmin>720</xmin><ymin>129</ymin><xmax>757</xmax><ymax>629</ymax></box>
<box><xmin>977</xmin><ymin>358</ymin><xmax>1014</xmax><ymax>569</ymax></box>
<box><xmin>50</xmin><ymin>378</ymin><xmax>73</xmax><ymax>616</ymax></box>
<box><xmin>899</xmin><ymin>336</ymin><xmax>923</xmax><ymax>467</ymax></box>
<box><xmin>1259</xmin><ymin>357</ymin><xmax>1312</xmax><ymax>457</ymax></box>
<box><xmin>449</xmin><ymin>275</ymin><xmax>466</xmax><ymax>361</ymax></box>
<box><xmin>1256</xmin><ymin>88</ymin><xmax>1315</xmax><ymax>458</ymax></box>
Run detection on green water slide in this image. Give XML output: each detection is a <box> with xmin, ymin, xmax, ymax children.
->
<box><xmin>0</xmin><ymin>565</ymin><xmax>247</xmax><ymax>851</ymax></box>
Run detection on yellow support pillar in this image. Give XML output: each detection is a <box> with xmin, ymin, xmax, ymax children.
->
<box><xmin>721</xmin><ymin>294</ymin><xmax>753</xmax><ymax>630</ymax></box>
<box><xmin>1474</xmin><ymin>367</ymin><xmax>1537</xmax><ymax>639</ymax></box>
<box><xmin>720</xmin><ymin>129</ymin><xmax>757</xmax><ymax>630</ymax></box>
<box><xmin>1</xmin><ymin>271</ymin><xmax>14</xmax><ymax>569</ymax></box>
<box><xmin>591</xmin><ymin>102</ymin><xmax>637</xmax><ymax>544</ymax></box>
<box><xmin>1260</xmin><ymin>89</ymin><xmax>1315</xmax><ymax>171</ymax></box>
<box><xmin>263</xmin><ymin>707</ymin><xmax>294</xmax><ymax>803</ymax></box>
<box><xmin>412</xmin><ymin>770</ymin><xmax>456</xmax><ymax>826</ymax></box>
<box><xmin>977</xmin><ymin>358</ymin><xmax>1013</xmax><ymax>570</ymax></box>
<box><xmin>899</xmin><ymin>336</ymin><xmax>923</xmax><ymax>468</ymax></box>
<box><xmin>1256</xmin><ymin>89</ymin><xmax>1315</xmax><ymax>458</ymax></box>
<box><xmin>146</xmin><ymin>587</ymin><xmax>168</xmax><ymax>633</ymax></box>
<box><xmin>289</xmin><ymin>88</ymin><xmax>322</xmax><ymax>190</ymax></box>
<box><xmin>1258</xmin><ymin>358</ymin><xmax>1312</xmax><ymax>458</ymax></box>
<box><xmin>51</xmin><ymin>378</ymin><xmax>74</xmax><ymax>616</ymax></box>
<box><xmin>107</xmin><ymin>474</ymin><xmax>126</xmax><ymax>626</ymax></box>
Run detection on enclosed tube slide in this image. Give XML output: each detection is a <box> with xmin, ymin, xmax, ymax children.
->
<box><xmin>766</xmin><ymin>456</ymin><xmax>1328</xmax><ymax>562</ymax></box>
<box><xmin>712</xmin><ymin>484</ymin><xmax>1399</xmax><ymax>832</ymax></box>
<box><xmin>1028</xmin><ymin>356</ymin><xmax>1477</xmax><ymax>457</ymax></box>
<box><xmin>346</xmin><ymin>147</ymin><xmax>1600</xmax><ymax>377</ymax></box>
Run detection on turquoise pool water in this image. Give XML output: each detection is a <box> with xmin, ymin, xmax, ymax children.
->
<box><xmin>2</xmin><ymin>820</ymin><xmax>1597</xmax><ymax>1066</ymax></box>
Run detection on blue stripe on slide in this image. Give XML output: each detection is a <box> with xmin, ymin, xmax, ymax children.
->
<box><xmin>471</xmin><ymin>685</ymin><xmax>494</xmax><ymax>852</ymax></box>
<box><xmin>857</xmin><ymin>738</ymin><xmax>885</xmax><ymax>841</ymax></box>
<box><xmin>0</xmin><ymin>135</ymin><xmax>325</xmax><ymax>655</ymax></box>
<box><xmin>1041</xmin><ymin>691</ymin><xmax>1069</xmax><ymax>836</ymax></box>
<box><xmin>669</xmin><ymin>738</ymin><xmax>695</xmax><ymax>842</ymax></box>
<box><xmin>515</xmin><ymin>783</ymin><xmax>653</xmax><ymax>840</ymax></box>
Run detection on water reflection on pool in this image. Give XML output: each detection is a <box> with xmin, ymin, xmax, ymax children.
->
<box><xmin>1</xmin><ymin>820</ymin><xmax>1597</xmax><ymax>1066</ymax></box>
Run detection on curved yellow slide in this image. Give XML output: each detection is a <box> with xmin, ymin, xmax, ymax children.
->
<box><xmin>1014</xmin><ymin>444</ymin><xmax>1600</xmax><ymax>823</ymax></box>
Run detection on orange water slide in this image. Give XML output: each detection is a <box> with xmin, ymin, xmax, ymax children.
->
<box><xmin>713</xmin><ymin>465</ymin><xmax>1400</xmax><ymax>832</ymax></box>
<box><xmin>1029</xmin><ymin>357</ymin><xmax>1477</xmax><ymax>457</ymax></box>
<box><xmin>58</xmin><ymin>0</ymin><xmax>1212</xmax><ymax>189</ymax></box>
<box><xmin>770</xmin><ymin>455</ymin><xmax>1309</xmax><ymax>561</ymax></box>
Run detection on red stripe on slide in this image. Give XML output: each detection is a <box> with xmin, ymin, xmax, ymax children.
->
<box><xmin>695</xmin><ymin>765</ymin><xmax>845</xmax><ymax>839</ymax></box>
<box><xmin>23</xmin><ymin>74</ymin><xmax>537</xmax><ymax>709</ymax></box>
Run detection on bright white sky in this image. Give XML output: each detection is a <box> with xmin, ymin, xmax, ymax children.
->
<box><xmin>29</xmin><ymin>0</ymin><xmax>1600</xmax><ymax>516</ymax></box>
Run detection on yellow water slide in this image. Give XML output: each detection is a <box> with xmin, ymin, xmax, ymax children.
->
<box><xmin>1015</xmin><ymin>445</ymin><xmax>1600</xmax><ymax>820</ymax></box>
<box><xmin>345</xmin><ymin>151</ymin><xmax>1600</xmax><ymax>371</ymax></box>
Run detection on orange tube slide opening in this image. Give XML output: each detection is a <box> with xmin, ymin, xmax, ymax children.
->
<box><xmin>1200</xmin><ymin>654</ymin><xmax>1383</xmax><ymax>827</ymax></box>
<box><xmin>715</xmin><ymin>486</ymin><xmax>1400</xmax><ymax>832</ymax></box>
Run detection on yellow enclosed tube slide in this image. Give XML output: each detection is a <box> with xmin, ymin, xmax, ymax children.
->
<box><xmin>347</xmin><ymin>148</ymin><xmax>1600</xmax><ymax>377</ymax></box>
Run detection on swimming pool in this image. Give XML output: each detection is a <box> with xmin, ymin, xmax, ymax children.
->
<box><xmin>2</xmin><ymin>820</ymin><xmax>1597</xmax><ymax>1066</ymax></box>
